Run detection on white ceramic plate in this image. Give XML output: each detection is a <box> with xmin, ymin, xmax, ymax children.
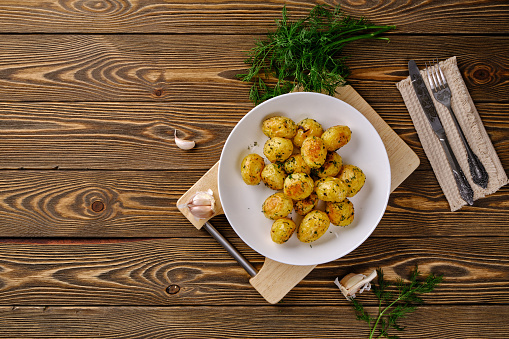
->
<box><xmin>218</xmin><ymin>92</ymin><xmax>390</xmax><ymax>266</ymax></box>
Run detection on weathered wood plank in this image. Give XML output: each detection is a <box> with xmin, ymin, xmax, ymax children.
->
<box><xmin>0</xmin><ymin>237</ymin><xmax>507</xmax><ymax>305</ymax></box>
<box><xmin>0</xmin><ymin>102</ymin><xmax>506</xmax><ymax>170</ymax></box>
<box><xmin>0</xmin><ymin>170</ymin><xmax>507</xmax><ymax>237</ymax></box>
<box><xmin>0</xmin><ymin>305</ymin><xmax>507</xmax><ymax>339</ymax></box>
<box><xmin>0</xmin><ymin>35</ymin><xmax>507</xmax><ymax>102</ymax></box>
<box><xmin>0</xmin><ymin>0</ymin><xmax>507</xmax><ymax>34</ymax></box>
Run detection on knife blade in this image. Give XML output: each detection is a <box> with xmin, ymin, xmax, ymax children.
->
<box><xmin>408</xmin><ymin>60</ymin><xmax>474</xmax><ymax>205</ymax></box>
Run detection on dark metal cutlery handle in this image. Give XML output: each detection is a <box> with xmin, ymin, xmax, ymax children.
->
<box><xmin>203</xmin><ymin>221</ymin><xmax>258</xmax><ymax>277</ymax></box>
<box><xmin>438</xmin><ymin>133</ymin><xmax>474</xmax><ymax>205</ymax></box>
<box><xmin>445</xmin><ymin>105</ymin><xmax>489</xmax><ymax>189</ymax></box>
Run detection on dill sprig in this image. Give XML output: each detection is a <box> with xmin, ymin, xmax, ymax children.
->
<box><xmin>351</xmin><ymin>266</ymin><xmax>443</xmax><ymax>339</ymax></box>
<box><xmin>238</xmin><ymin>5</ymin><xmax>395</xmax><ymax>105</ymax></box>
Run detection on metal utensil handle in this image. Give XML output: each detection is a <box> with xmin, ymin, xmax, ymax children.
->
<box><xmin>445</xmin><ymin>105</ymin><xmax>489</xmax><ymax>189</ymax></box>
<box><xmin>438</xmin><ymin>135</ymin><xmax>474</xmax><ymax>205</ymax></box>
<box><xmin>203</xmin><ymin>221</ymin><xmax>258</xmax><ymax>277</ymax></box>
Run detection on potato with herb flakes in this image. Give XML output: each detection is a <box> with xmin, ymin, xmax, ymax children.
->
<box><xmin>271</xmin><ymin>218</ymin><xmax>297</xmax><ymax>244</ymax></box>
<box><xmin>283</xmin><ymin>172</ymin><xmax>314</xmax><ymax>201</ymax></box>
<box><xmin>337</xmin><ymin>164</ymin><xmax>366</xmax><ymax>197</ymax></box>
<box><xmin>284</xmin><ymin>154</ymin><xmax>311</xmax><ymax>175</ymax></box>
<box><xmin>315</xmin><ymin>177</ymin><xmax>348</xmax><ymax>202</ymax></box>
<box><xmin>262</xmin><ymin>193</ymin><xmax>293</xmax><ymax>220</ymax></box>
<box><xmin>297</xmin><ymin>210</ymin><xmax>330</xmax><ymax>243</ymax></box>
<box><xmin>321</xmin><ymin>125</ymin><xmax>352</xmax><ymax>151</ymax></box>
<box><xmin>240</xmin><ymin>153</ymin><xmax>265</xmax><ymax>185</ymax></box>
<box><xmin>261</xmin><ymin>162</ymin><xmax>287</xmax><ymax>190</ymax></box>
<box><xmin>325</xmin><ymin>199</ymin><xmax>354</xmax><ymax>226</ymax></box>
<box><xmin>263</xmin><ymin>137</ymin><xmax>293</xmax><ymax>163</ymax></box>
<box><xmin>293</xmin><ymin>118</ymin><xmax>324</xmax><ymax>147</ymax></box>
<box><xmin>315</xmin><ymin>152</ymin><xmax>342</xmax><ymax>178</ymax></box>
<box><xmin>294</xmin><ymin>192</ymin><xmax>318</xmax><ymax>216</ymax></box>
<box><xmin>301</xmin><ymin>136</ymin><xmax>327</xmax><ymax>169</ymax></box>
<box><xmin>262</xmin><ymin>116</ymin><xmax>297</xmax><ymax>139</ymax></box>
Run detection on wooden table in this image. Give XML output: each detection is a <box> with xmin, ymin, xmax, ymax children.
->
<box><xmin>0</xmin><ymin>1</ymin><xmax>507</xmax><ymax>338</ymax></box>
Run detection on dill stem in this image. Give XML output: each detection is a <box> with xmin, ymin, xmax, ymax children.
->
<box><xmin>368</xmin><ymin>294</ymin><xmax>403</xmax><ymax>339</ymax></box>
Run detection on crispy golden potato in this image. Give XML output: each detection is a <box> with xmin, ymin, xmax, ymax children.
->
<box><xmin>284</xmin><ymin>154</ymin><xmax>311</xmax><ymax>175</ymax></box>
<box><xmin>240</xmin><ymin>153</ymin><xmax>265</xmax><ymax>185</ymax></box>
<box><xmin>325</xmin><ymin>199</ymin><xmax>354</xmax><ymax>226</ymax></box>
<box><xmin>270</xmin><ymin>218</ymin><xmax>297</xmax><ymax>244</ymax></box>
<box><xmin>262</xmin><ymin>193</ymin><xmax>293</xmax><ymax>220</ymax></box>
<box><xmin>315</xmin><ymin>177</ymin><xmax>348</xmax><ymax>202</ymax></box>
<box><xmin>321</xmin><ymin>125</ymin><xmax>352</xmax><ymax>151</ymax></box>
<box><xmin>293</xmin><ymin>118</ymin><xmax>324</xmax><ymax>147</ymax></box>
<box><xmin>262</xmin><ymin>116</ymin><xmax>297</xmax><ymax>139</ymax></box>
<box><xmin>283</xmin><ymin>173</ymin><xmax>314</xmax><ymax>201</ymax></box>
<box><xmin>263</xmin><ymin>137</ymin><xmax>293</xmax><ymax>163</ymax></box>
<box><xmin>337</xmin><ymin>164</ymin><xmax>366</xmax><ymax>197</ymax></box>
<box><xmin>297</xmin><ymin>210</ymin><xmax>330</xmax><ymax>243</ymax></box>
<box><xmin>261</xmin><ymin>163</ymin><xmax>287</xmax><ymax>190</ymax></box>
<box><xmin>301</xmin><ymin>136</ymin><xmax>327</xmax><ymax>169</ymax></box>
<box><xmin>294</xmin><ymin>192</ymin><xmax>318</xmax><ymax>216</ymax></box>
<box><xmin>315</xmin><ymin>152</ymin><xmax>342</xmax><ymax>178</ymax></box>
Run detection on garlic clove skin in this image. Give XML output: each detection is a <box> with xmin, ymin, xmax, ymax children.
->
<box><xmin>185</xmin><ymin>189</ymin><xmax>216</xmax><ymax>220</ymax></box>
<box><xmin>175</xmin><ymin>129</ymin><xmax>195</xmax><ymax>150</ymax></box>
<box><xmin>334</xmin><ymin>270</ymin><xmax>377</xmax><ymax>300</ymax></box>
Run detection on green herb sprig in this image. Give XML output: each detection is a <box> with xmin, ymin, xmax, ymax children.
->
<box><xmin>238</xmin><ymin>5</ymin><xmax>395</xmax><ymax>105</ymax></box>
<box><xmin>352</xmin><ymin>266</ymin><xmax>443</xmax><ymax>339</ymax></box>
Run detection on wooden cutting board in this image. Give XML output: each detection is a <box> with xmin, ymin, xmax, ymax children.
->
<box><xmin>177</xmin><ymin>85</ymin><xmax>420</xmax><ymax>304</ymax></box>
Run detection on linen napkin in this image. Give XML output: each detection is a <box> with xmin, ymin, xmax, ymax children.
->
<box><xmin>396</xmin><ymin>56</ymin><xmax>508</xmax><ymax>211</ymax></box>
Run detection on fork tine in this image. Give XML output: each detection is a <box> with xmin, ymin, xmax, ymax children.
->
<box><xmin>431</xmin><ymin>61</ymin><xmax>442</xmax><ymax>90</ymax></box>
<box><xmin>436</xmin><ymin>59</ymin><xmax>447</xmax><ymax>86</ymax></box>
<box><xmin>425</xmin><ymin>62</ymin><xmax>435</xmax><ymax>90</ymax></box>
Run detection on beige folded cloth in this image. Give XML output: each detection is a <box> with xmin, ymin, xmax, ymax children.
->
<box><xmin>396</xmin><ymin>56</ymin><xmax>508</xmax><ymax>211</ymax></box>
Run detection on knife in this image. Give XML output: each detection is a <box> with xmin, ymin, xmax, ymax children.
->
<box><xmin>408</xmin><ymin>60</ymin><xmax>474</xmax><ymax>205</ymax></box>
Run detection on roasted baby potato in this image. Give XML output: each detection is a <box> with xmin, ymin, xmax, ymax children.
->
<box><xmin>294</xmin><ymin>192</ymin><xmax>318</xmax><ymax>216</ymax></box>
<box><xmin>261</xmin><ymin>163</ymin><xmax>287</xmax><ymax>190</ymax></box>
<box><xmin>262</xmin><ymin>193</ymin><xmax>293</xmax><ymax>220</ymax></box>
<box><xmin>262</xmin><ymin>116</ymin><xmax>297</xmax><ymax>139</ymax></box>
<box><xmin>301</xmin><ymin>136</ymin><xmax>327</xmax><ymax>169</ymax></box>
<box><xmin>263</xmin><ymin>137</ymin><xmax>293</xmax><ymax>163</ymax></box>
<box><xmin>293</xmin><ymin>118</ymin><xmax>324</xmax><ymax>147</ymax></box>
<box><xmin>325</xmin><ymin>199</ymin><xmax>354</xmax><ymax>226</ymax></box>
<box><xmin>240</xmin><ymin>153</ymin><xmax>265</xmax><ymax>185</ymax></box>
<box><xmin>284</xmin><ymin>154</ymin><xmax>311</xmax><ymax>175</ymax></box>
<box><xmin>315</xmin><ymin>152</ymin><xmax>342</xmax><ymax>178</ymax></box>
<box><xmin>337</xmin><ymin>164</ymin><xmax>366</xmax><ymax>197</ymax></box>
<box><xmin>270</xmin><ymin>218</ymin><xmax>297</xmax><ymax>244</ymax></box>
<box><xmin>297</xmin><ymin>210</ymin><xmax>330</xmax><ymax>243</ymax></box>
<box><xmin>321</xmin><ymin>125</ymin><xmax>352</xmax><ymax>151</ymax></box>
<box><xmin>283</xmin><ymin>173</ymin><xmax>314</xmax><ymax>200</ymax></box>
<box><xmin>315</xmin><ymin>177</ymin><xmax>348</xmax><ymax>202</ymax></box>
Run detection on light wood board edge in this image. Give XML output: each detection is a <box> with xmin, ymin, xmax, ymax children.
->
<box><xmin>176</xmin><ymin>161</ymin><xmax>223</xmax><ymax>229</ymax></box>
<box><xmin>249</xmin><ymin>259</ymin><xmax>316</xmax><ymax>304</ymax></box>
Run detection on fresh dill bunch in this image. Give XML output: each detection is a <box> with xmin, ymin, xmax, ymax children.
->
<box><xmin>238</xmin><ymin>4</ymin><xmax>395</xmax><ymax>105</ymax></box>
<box><xmin>351</xmin><ymin>266</ymin><xmax>443</xmax><ymax>339</ymax></box>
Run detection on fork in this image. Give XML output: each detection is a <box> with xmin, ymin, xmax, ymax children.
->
<box><xmin>425</xmin><ymin>60</ymin><xmax>489</xmax><ymax>189</ymax></box>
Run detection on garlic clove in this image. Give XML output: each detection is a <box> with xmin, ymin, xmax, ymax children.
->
<box><xmin>175</xmin><ymin>129</ymin><xmax>195</xmax><ymax>150</ymax></box>
<box><xmin>334</xmin><ymin>270</ymin><xmax>377</xmax><ymax>300</ymax></box>
<box><xmin>185</xmin><ymin>189</ymin><xmax>216</xmax><ymax>220</ymax></box>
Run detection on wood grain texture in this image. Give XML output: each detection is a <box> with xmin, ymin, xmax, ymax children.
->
<box><xmin>0</xmin><ymin>102</ymin><xmax>506</xmax><ymax>170</ymax></box>
<box><xmin>0</xmin><ymin>0</ymin><xmax>507</xmax><ymax>34</ymax></box>
<box><xmin>0</xmin><ymin>170</ymin><xmax>507</xmax><ymax>237</ymax></box>
<box><xmin>0</xmin><ymin>35</ymin><xmax>507</xmax><ymax>102</ymax></box>
<box><xmin>0</xmin><ymin>305</ymin><xmax>507</xmax><ymax>339</ymax></box>
<box><xmin>0</xmin><ymin>237</ymin><xmax>507</xmax><ymax>305</ymax></box>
